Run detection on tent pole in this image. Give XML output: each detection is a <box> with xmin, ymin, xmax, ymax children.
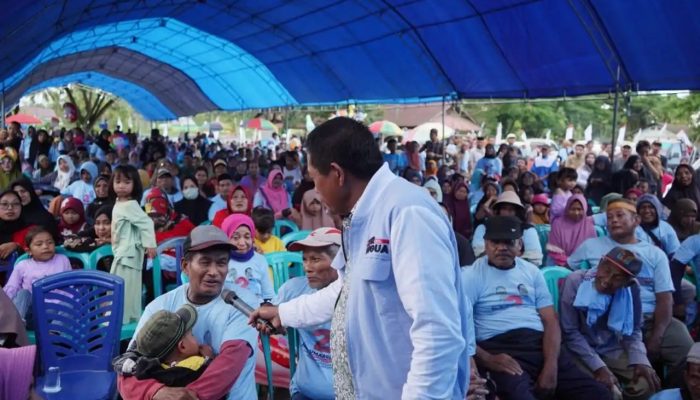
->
<box><xmin>441</xmin><ymin>96</ymin><xmax>446</xmax><ymax>165</ymax></box>
<box><xmin>1</xmin><ymin>88</ymin><xmax>4</xmax><ymax>128</ymax></box>
<box><xmin>610</xmin><ymin>66</ymin><xmax>621</xmax><ymax>163</ymax></box>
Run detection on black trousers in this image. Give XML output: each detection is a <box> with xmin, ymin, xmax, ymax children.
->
<box><xmin>477</xmin><ymin>328</ymin><xmax>611</xmax><ymax>400</ymax></box>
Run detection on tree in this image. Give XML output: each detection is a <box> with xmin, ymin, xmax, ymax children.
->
<box><xmin>64</xmin><ymin>85</ymin><xmax>115</xmax><ymax>134</ymax></box>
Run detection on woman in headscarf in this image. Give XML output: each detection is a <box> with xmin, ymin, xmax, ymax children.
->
<box><xmin>212</xmin><ymin>184</ymin><xmax>253</xmax><ymax>228</ymax></box>
<box><xmin>0</xmin><ymin>148</ymin><xmax>21</xmax><ymax>192</ymax></box>
<box><xmin>445</xmin><ymin>182</ymin><xmax>473</xmax><ymax>240</ymax></box>
<box><xmin>61</xmin><ymin>160</ymin><xmax>98</xmax><ymax>208</ymax></box>
<box><xmin>11</xmin><ymin>178</ymin><xmax>59</xmax><ymax>240</ymax></box>
<box><xmin>300</xmin><ymin>190</ymin><xmax>336</xmax><ymax>230</ymax></box>
<box><xmin>36</xmin><ymin>154</ymin><xmax>77</xmax><ymax>192</ymax></box>
<box><xmin>668</xmin><ymin>199</ymin><xmax>700</xmax><ymax>242</ymax></box>
<box><xmin>576</xmin><ymin>152</ymin><xmax>596</xmax><ymax>189</ymax></box>
<box><xmin>253</xmin><ymin>169</ymin><xmax>298</xmax><ymax>223</ymax></box>
<box><xmin>291</xmin><ymin>166</ymin><xmax>314</xmax><ymax>210</ymax></box>
<box><xmin>423</xmin><ymin>177</ymin><xmax>443</xmax><ymax>203</ymax></box>
<box><xmin>85</xmin><ymin>175</ymin><xmax>113</xmax><ymax>225</ymax></box>
<box><xmin>0</xmin><ymin>190</ymin><xmax>32</xmax><ymax>260</ymax></box>
<box><xmin>636</xmin><ymin>194</ymin><xmax>680</xmax><ymax>256</ymax></box>
<box><xmin>663</xmin><ymin>164</ymin><xmax>700</xmax><ymax>216</ymax></box>
<box><xmin>473</xmin><ymin>180</ymin><xmax>500</xmax><ymax>226</ymax></box>
<box><xmin>27</xmin><ymin>129</ymin><xmax>52</xmax><ymax>167</ymax></box>
<box><xmin>585</xmin><ymin>155</ymin><xmax>613</xmax><ymax>206</ymax></box>
<box><xmin>32</xmin><ymin>154</ymin><xmax>53</xmax><ymax>179</ymax></box>
<box><xmin>174</xmin><ymin>176</ymin><xmax>212</xmax><ymax>226</ymax></box>
<box><xmin>547</xmin><ymin>194</ymin><xmax>596</xmax><ymax>266</ymax></box>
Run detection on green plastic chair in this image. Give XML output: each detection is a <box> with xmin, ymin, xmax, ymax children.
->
<box><xmin>281</xmin><ymin>230</ymin><xmax>312</xmax><ymax>247</ymax></box>
<box><xmin>181</xmin><ymin>271</ymin><xmax>189</xmax><ymax>284</ymax></box>
<box><xmin>58</xmin><ymin>246</ymin><xmax>92</xmax><ymax>269</ymax></box>
<box><xmin>260</xmin><ymin>334</ymin><xmax>275</xmax><ymax>399</ymax></box>
<box><xmin>88</xmin><ymin>245</ymin><xmax>113</xmax><ymax>270</ymax></box>
<box><xmin>595</xmin><ymin>225</ymin><xmax>607</xmax><ymax>237</ymax></box>
<box><xmin>273</xmin><ymin>219</ymin><xmax>299</xmax><ymax>238</ymax></box>
<box><xmin>541</xmin><ymin>266</ymin><xmax>572</xmax><ymax>313</ymax></box>
<box><xmin>265</xmin><ymin>251</ymin><xmax>304</xmax><ymax>292</ymax></box>
<box><xmin>534</xmin><ymin>224</ymin><xmax>551</xmax><ymax>256</ymax></box>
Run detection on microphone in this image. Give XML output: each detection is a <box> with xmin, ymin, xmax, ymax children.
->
<box><xmin>221</xmin><ymin>289</ymin><xmax>278</xmax><ymax>334</ymax></box>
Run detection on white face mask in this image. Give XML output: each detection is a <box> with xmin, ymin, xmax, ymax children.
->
<box><xmin>183</xmin><ymin>187</ymin><xmax>199</xmax><ymax>200</ymax></box>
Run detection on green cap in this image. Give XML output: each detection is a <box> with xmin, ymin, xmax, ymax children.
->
<box><xmin>135</xmin><ymin>304</ymin><xmax>198</xmax><ymax>360</ymax></box>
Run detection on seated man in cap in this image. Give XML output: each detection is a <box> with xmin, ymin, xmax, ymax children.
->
<box><xmin>117</xmin><ymin>226</ymin><xmax>258</xmax><ymax>400</ymax></box>
<box><xmin>464</xmin><ymin>216</ymin><xmax>610</xmax><ymax>400</ymax></box>
<box><xmin>560</xmin><ymin>247</ymin><xmax>661</xmax><ymax>400</ymax></box>
<box><xmin>471</xmin><ymin>191</ymin><xmax>543</xmax><ymax>266</ymax></box>
<box><xmin>569</xmin><ymin>199</ymin><xmax>693</xmax><ymax>387</ymax></box>
<box><xmin>141</xmin><ymin>167</ymin><xmax>183</xmax><ymax>206</ymax></box>
<box><xmin>649</xmin><ymin>343</ymin><xmax>700</xmax><ymax>400</ymax></box>
<box><xmin>274</xmin><ymin>227</ymin><xmax>341</xmax><ymax>400</ymax></box>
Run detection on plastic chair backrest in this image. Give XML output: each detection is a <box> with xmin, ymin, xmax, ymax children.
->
<box><xmin>57</xmin><ymin>246</ymin><xmax>92</xmax><ymax>269</ymax></box>
<box><xmin>281</xmin><ymin>230</ymin><xmax>312</xmax><ymax>247</ymax></box>
<box><xmin>31</xmin><ymin>270</ymin><xmax>124</xmax><ymax>374</ymax></box>
<box><xmin>157</xmin><ymin>237</ymin><xmax>187</xmax><ymax>286</ymax></box>
<box><xmin>265</xmin><ymin>251</ymin><xmax>304</xmax><ymax>292</ymax></box>
<box><xmin>88</xmin><ymin>245</ymin><xmax>113</xmax><ymax>269</ymax></box>
<box><xmin>15</xmin><ymin>246</ymin><xmax>74</xmax><ymax>266</ymax></box>
<box><xmin>534</xmin><ymin>224</ymin><xmax>551</xmax><ymax>255</ymax></box>
<box><xmin>595</xmin><ymin>225</ymin><xmax>607</xmax><ymax>237</ymax></box>
<box><xmin>260</xmin><ymin>334</ymin><xmax>275</xmax><ymax>399</ymax></box>
<box><xmin>274</xmin><ymin>219</ymin><xmax>299</xmax><ymax>238</ymax></box>
<box><xmin>199</xmin><ymin>220</ymin><xmax>212</xmax><ymax>226</ymax></box>
<box><xmin>541</xmin><ymin>266</ymin><xmax>571</xmax><ymax>313</ymax></box>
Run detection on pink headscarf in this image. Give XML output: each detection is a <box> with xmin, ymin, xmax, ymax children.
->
<box><xmin>547</xmin><ymin>194</ymin><xmax>596</xmax><ymax>266</ymax></box>
<box><xmin>221</xmin><ymin>213</ymin><xmax>256</xmax><ymax>239</ymax></box>
<box><xmin>259</xmin><ymin>169</ymin><xmax>289</xmax><ymax>213</ymax></box>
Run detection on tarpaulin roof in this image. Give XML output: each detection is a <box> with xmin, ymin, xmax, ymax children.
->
<box><xmin>0</xmin><ymin>0</ymin><xmax>698</xmax><ymax>120</ymax></box>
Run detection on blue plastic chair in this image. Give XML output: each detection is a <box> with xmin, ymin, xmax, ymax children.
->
<box><xmin>154</xmin><ymin>236</ymin><xmax>187</xmax><ymax>288</ymax></box>
<box><xmin>534</xmin><ymin>224</ymin><xmax>551</xmax><ymax>257</ymax></box>
<box><xmin>0</xmin><ymin>251</ymin><xmax>18</xmax><ymax>283</ymax></box>
<box><xmin>595</xmin><ymin>225</ymin><xmax>607</xmax><ymax>237</ymax></box>
<box><xmin>265</xmin><ymin>251</ymin><xmax>304</xmax><ymax>292</ymax></box>
<box><xmin>32</xmin><ymin>270</ymin><xmax>124</xmax><ymax>399</ymax></box>
<box><xmin>541</xmin><ymin>266</ymin><xmax>571</xmax><ymax>313</ymax></box>
<box><xmin>273</xmin><ymin>219</ymin><xmax>299</xmax><ymax>238</ymax></box>
<box><xmin>281</xmin><ymin>230</ymin><xmax>312</xmax><ymax>247</ymax></box>
<box><xmin>89</xmin><ymin>245</ymin><xmax>114</xmax><ymax>270</ymax></box>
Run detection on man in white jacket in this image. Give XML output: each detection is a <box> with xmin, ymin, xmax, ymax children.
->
<box><xmin>251</xmin><ymin>117</ymin><xmax>470</xmax><ymax>399</ymax></box>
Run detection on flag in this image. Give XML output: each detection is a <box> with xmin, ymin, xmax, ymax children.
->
<box><xmin>305</xmin><ymin>114</ymin><xmax>315</xmax><ymax>133</ymax></box>
<box><xmin>545</xmin><ymin>129</ymin><xmax>551</xmax><ymax>140</ymax></box>
<box><xmin>584</xmin><ymin>124</ymin><xmax>593</xmax><ymax>141</ymax></box>
<box><xmin>520</xmin><ymin>130</ymin><xmax>527</xmax><ymax>141</ymax></box>
<box><xmin>617</xmin><ymin>125</ymin><xmax>626</xmax><ymax>145</ymax></box>
<box><xmin>496</xmin><ymin>122</ymin><xmax>502</xmax><ymax>143</ymax></box>
<box><xmin>565</xmin><ymin>124</ymin><xmax>574</xmax><ymax>141</ymax></box>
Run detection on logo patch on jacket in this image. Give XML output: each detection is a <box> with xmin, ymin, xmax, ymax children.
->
<box><xmin>366</xmin><ymin>237</ymin><xmax>390</xmax><ymax>254</ymax></box>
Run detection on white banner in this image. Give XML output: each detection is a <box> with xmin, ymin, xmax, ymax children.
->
<box><xmin>617</xmin><ymin>125</ymin><xmax>626</xmax><ymax>145</ymax></box>
<box><xmin>584</xmin><ymin>124</ymin><xmax>593</xmax><ymax>142</ymax></box>
<box><xmin>565</xmin><ymin>124</ymin><xmax>574</xmax><ymax>141</ymax></box>
<box><xmin>496</xmin><ymin>122</ymin><xmax>502</xmax><ymax>143</ymax></box>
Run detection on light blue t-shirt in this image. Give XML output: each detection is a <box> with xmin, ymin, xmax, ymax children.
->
<box><xmin>227</xmin><ymin>253</ymin><xmax>275</xmax><ymax>302</ymax></box>
<box><xmin>649</xmin><ymin>388</ymin><xmax>681</xmax><ymax>400</ymax></box>
<box><xmin>568</xmin><ymin>236</ymin><xmax>674</xmax><ymax>314</ymax></box>
<box><xmin>208</xmin><ymin>194</ymin><xmax>227</xmax><ymax>221</ymax></box>
<box><xmin>274</xmin><ymin>277</ymin><xmax>334</xmax><ymax>400</ymax></box>
<box><xmin>132</xmin><ymin>284</ymin><xmax>258</xmax><ymax>400</ymax></box>
<box><xmin>462</xmin><ymin>256</ymin><xmax>552</xmax><ymax>341</ymax></box>
<box><xmin>673</xmin><ymin>234</ymin><xmax>700</xmax><ymax>267</ymax></box>
<box><xmin>635</xmin><ymin>221</ymin><xmax>681</xmax><ymax>256</ymax></box>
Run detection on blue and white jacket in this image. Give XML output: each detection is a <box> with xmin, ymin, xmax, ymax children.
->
<box><xmin>279</xmin><ymin>163</ymin><xmax>470</xmax><ymax>399</ymax></box>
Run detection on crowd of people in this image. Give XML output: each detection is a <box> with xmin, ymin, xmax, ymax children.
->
<box><xmin>1</xmin><ymin>116</ymin><xmax>700</xmax><ymax>400</ymax></box>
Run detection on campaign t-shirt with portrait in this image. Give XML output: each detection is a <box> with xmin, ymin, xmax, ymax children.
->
<box><xmin>462</xmin><ymin>256</ymin><xmax>552</xmax><ymax>341</ymax></box>
<box><xmin>568</xmin><ymin>236</ymin><xmax>674</xmax><ymax>314</ymax></box>
<box><xmin>227</xmin><ymin>252</ymin><xmax>275</xmax><ymax>302</ymax></box>
<box><xmin>275</xmin><ymin>277</ymin><xmax>334</xmax><ymax>400</ymax></box>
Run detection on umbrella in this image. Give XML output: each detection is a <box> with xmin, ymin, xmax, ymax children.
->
<box><xmin>404</xmin><ymin>122</ymin><xmax>455</xmax><ymax>144</ymax></box>
<box><xmin>6</xmin><ymin>113</ymin><xmax>42</xmax><ymax>124</ymax></box>
<box><xmin>369</xmin><ymin>120</ymin><xmax>402</xmax><ymax>137</ymax></box>
<box><xmin>244</xmin><ymin>117</ymin><xmax>277</xmax><ymax>132</ymax></box>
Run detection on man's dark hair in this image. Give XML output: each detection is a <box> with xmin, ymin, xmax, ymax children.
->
<box><xmin>252</xmin><ymin>207</ymin><xmax>275</xmax><ymax>233</ymax></box>
<box><xmin>636</xmin><ymin>140</ymin><xmax>651</xmax><ymax>154</ymax></box>
<box><xmin>217</xmin><ymin>173</ymin><xmax>233</xmax><ymax>183</ymax></box>
<box><xmin>305</xmin><ymin>117</ymin><xmax>382</xmax><ymax>180</ymax></box>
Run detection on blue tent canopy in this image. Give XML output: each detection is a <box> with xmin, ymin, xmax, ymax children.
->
<box><xmin>0</xmin><ymin>0</ymin><xmax>698</xmax><ymax>120</ymax></box>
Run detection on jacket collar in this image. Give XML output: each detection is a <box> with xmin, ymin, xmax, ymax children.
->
<box><xmin>348</xmin><ymin>163</ymin><xmax>395</xmax><ymax>221</ymax></box>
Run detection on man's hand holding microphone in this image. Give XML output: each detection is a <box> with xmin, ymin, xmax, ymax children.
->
<box><xmin>248</xmin><ymin>305</ymin><xmax>284</xmax><ymax>335</ymax></box>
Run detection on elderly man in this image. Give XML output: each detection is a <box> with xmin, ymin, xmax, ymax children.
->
<box><xmin>560</xmin><ymin>247</ymin><xmax>660</xmax><ymax>400</ymax></box>
<box><xmin>464</xmin><ymin>216</ymin><xmax>610</xmax><ymax>400</ymax></box>
<box><xmin>569</xmin><ymin>199</ymin><xmax>693</xmax><ymax>387</ymax></box>
<box><xmin>251</xmin><ymin>117</ymin><xmax>470</xmax><ymax>399</ymax></box>
<box><xmin>275</xmin><ymin>227</ymin><xmax>341</xmax><ymax>400</ymax></box>
<box><xmin>141</xmin><ymin>168</ymin><xmax>183</xmax><ymax>206</ymax></box>
<box><xmin>649</xmin><ymin>343</ymin><xmax>700</xmax><ymax>400</ymax></box>
<box><xmin>117</xmin><ymin>226</ymin><xmax>258</xmax><ymax>400</ymax></box>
